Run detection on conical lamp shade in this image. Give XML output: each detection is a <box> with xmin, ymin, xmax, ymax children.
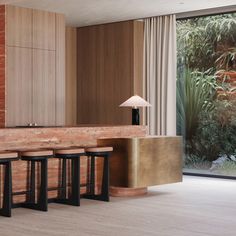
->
<box><xmin>119</xmin><ymin>95</ymin><xmax>151</xmax><ymax>108</ymax></box>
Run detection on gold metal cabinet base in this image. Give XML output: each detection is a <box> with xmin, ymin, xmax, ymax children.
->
<box><xmin>98</xmin><ymin>136</ymin><xmax>183</xmax><ymax>188</ymax></box>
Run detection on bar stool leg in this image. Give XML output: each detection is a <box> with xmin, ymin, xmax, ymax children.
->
<box><xmin>29</xmin><ymin>161</ymin><xmax>36</xmax><ymax>203</ymax></box>
<box><xmin>84</xmin><ymin>153</ymin><xmax>110</xmax><ymax>202</ymax></box>
<box><xmin>101</xmin><ymin>155</ymin><xmax>110</xmax><ymax>202</ymax></box>
<box><xmin>70</xmin><ymin>157</ymin><xmax>80</xmax><ymax>206</ymax></box>
<box><xmin>1</xmin><ymin>162</ymin><xmax>12</xmax><ymax>217</ymax></box>
<box><xmin>86</xmin><ymin>158</ymin><xmax>90</xmax><ymax>194</ymax></box>
<box><xmin>90</xmin><ymin>156</ymin><xmax>95</xmax><ymax>195</ymax></box>
<box><xmin>38</xmin><ymin>159</ymin><xmax>48</xmax><ymax>211</ymax></box>
<box><xmin>59</xmin><ymin>158</ymin><xmax>67</xmax><ymax>199</ymax></box>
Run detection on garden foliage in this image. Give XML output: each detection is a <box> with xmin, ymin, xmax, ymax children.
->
<box><xmin>177</xmin><ymin>13</ymin><xmax>236</xmax><ymax>164</ymax></box>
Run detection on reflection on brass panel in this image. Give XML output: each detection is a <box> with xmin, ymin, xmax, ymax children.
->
<box><xmin>98</xmin><ymin>136</ymin><xmax>183</xmax><ymax>188</ymax></box>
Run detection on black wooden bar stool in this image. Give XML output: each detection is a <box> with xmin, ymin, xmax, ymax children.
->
<box><xmin>0</xmin><ymin>151</ymin><xmax>19</xmax><ymax>217</ymax></box>
<box><xmin>52</xmin><ymin>147</ymin><xmax>85</xmax><ymax>206</ymax></box>
<box><xmin>84</xmin><ymin>146</ymin><xmax>113</xmax><ymax>202</ymax></box>
<box><xmin>20</xmin><ymin>149</ymin><xmax>53</xmax><ymax>212</ymax></box>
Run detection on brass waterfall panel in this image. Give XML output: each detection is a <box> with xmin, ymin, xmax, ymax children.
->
<box><xmin>98</xmin><ymin>137</ymin><xmax>183</xmax><ymax>188</ymax></box>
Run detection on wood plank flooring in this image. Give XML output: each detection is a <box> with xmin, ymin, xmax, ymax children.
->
<box><xmin>0</xmin><ymin>176</ymin><xmax>235</xmax><ymax>236</ymax></box>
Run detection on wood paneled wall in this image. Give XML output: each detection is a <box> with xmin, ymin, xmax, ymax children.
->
<box><xmin>65</xmin><ymin>27</ymin><xmax>77</xmax><ymax>125</ymax></box>
<box><xmin>6</xmin><ymin>5</ymin><xmax>32</xmax><ymax>48</ymax></box>
<box><xmin>77</xmin><ymin>20</ymin><xmax>144</xmax><ymax>125</ymax></box>
<box><xmin>32</xmin><ymin>9</ymin><xmax>56</xmax><ymax>50</ymax></box>
<box><xmin>32</xmin><ymin>49</ymin><xmax>56</xmax><ymax>125</ymax></box>
<box><xmin>6</xmin><ymin>47</ymin><xmax>32</xmax><ymax>126</ymax></box>
<box><xmin>4</xmin><ymin>5</ymin><xmax>65</xmax><ymax>127</ymax></box>
<box><xmin>56</xmin><ymin>14</ymin><xmax>66</xmax><ymax>125</ymax></box>
<box><xmin>133</xmin><ymin>21</ymin><xmax>144</xmax><ymax>96</ymax></box>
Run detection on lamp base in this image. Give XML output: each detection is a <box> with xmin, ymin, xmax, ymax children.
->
<box><xmin>132</xmin><ymin>108</ymin><xmax>140</xmax><ymax>125</ymax></box>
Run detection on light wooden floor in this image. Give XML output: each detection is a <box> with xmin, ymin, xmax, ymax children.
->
<box><xmin>0</xmin><ymin>176</ymin><xmax>235</xmax><ymax>236</ymax></box>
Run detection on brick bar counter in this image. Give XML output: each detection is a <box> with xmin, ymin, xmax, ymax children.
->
<box><xmin>0</xmin><ymin>125</ymin><xmax>147</xmax><ymax>204</ymax></box>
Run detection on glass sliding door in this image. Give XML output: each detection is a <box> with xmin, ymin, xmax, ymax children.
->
<box><xmin>177</xmin><ymin>13</ymin><xmax>236</xmax><ymax>177</ymax></box>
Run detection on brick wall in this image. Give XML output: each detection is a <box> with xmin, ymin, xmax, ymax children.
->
<box><xmin>0</xmin><ymin>5</ymin><xmax>5</xmax><ymax>127</ymax></box>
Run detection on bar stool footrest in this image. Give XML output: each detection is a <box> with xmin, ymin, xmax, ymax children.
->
<box><xmin>12</xmin><ymin>190</ymin><xmax>30</xmax><ymax>196</ymax></box>
<box><xmin>48</xmin><ymin>187</ymin><xmax>65</xmax><ymax>191</ymax></box>
<box><xmin>83</xmin><ymin>194</ymin><xmax>109</xmax><ymax>202</ymax></box>
<box><xmin>21</xmin><ymin>202</ymin><xmax>48</xmax><ymax>212</ymax></box>
<box><xmin>54</xmin><ymin>198</ymin><xmax>80</xmax><ymax>206</ymax></box>
<box><xmin>0</xmin><ymin>208</ymin><xmax>11</xmax><ymax>217</ymax></box>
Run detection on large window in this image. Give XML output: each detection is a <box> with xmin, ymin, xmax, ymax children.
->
<box><xmin>177</xmin><ymin>13</ymin><xmax>236</xmax><ymax>177</ymax></box>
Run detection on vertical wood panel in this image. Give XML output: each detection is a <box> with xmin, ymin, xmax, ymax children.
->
<box><xmin>113</xmin><ymin>21</ymin><xmax>133</xmax><ymax>124</ymax></box>
<box><xmin>95</xmin><ymin>25</ymin><xmax>105</xmax><ymax>124</ymax></box>
<box><xmin>133</xmin><ymin>21</ymin><xmax>144</xmax><ymax>124</ymax></box>
<box><xmin>77</xmin><ymin>26</ymin><xmax>97</xmax><ymax>124</ymax></box>
<box><xmin>33</xmin><ymin>9</ymin><xmax>55</xmax><ymax>50</ymax></box>
<box><xmin>77</xmin><ymin>21</ymin><xmax>144</xmax><ymax>125</ymax></box>
<box><xmin>33</xmin><ymin>49</ymin><xmax>56</xmax><ymax>125</ymax></box>
<box><xmin>6</xmin><ymin>5</ymin><xmax>32</xmax><ymax>48</ymax></box>
<box><xmin>6</xmin><ymin>46</ymin><xmax>32</xmax><ymax>126</ymax></box>
<box><xmin>65</xmin><ymin>27</ymin><xmax>77</xmax><ymax>125</ymax></box>
<box><xmin>55</xmin><ymin>13</ymin><xmax>65</xmax><ymax>125</ymax></box>
<box><xmin>98</xmin><ymin>21</ymin><xmax>133</xmax><ymax>124</ymax></box>
<box><xmin>133</xmin><ymin>21</ymin><xmax>144</xmax><ymax>96</ymax></box>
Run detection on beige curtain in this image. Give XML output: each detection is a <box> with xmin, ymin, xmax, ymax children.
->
<box><xmin>143</xmin><ymin>15</ymin><xmax>176</xmax><ymax>135</ymax></box>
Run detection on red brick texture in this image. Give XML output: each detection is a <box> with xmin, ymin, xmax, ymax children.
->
<box><xmin>0</xmin><ymin>5</ymin><xmax>5</xmax><ymax>127</ymax></box>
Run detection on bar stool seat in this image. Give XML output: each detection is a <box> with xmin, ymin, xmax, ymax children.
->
<box><xmin>21</xmin><ymin>150</ymin><xmax>53</xmax><ymax>159</ymax></box>
<box><xmin>0</xmin><ymin>151</ymin><xmax>18</xmax><ymax>160</ymax></box>
<box><xmin>0</xmin><ymin>151</ymin><xmax>19</xmax><ymax>217</ymax></box>
<box><xmin>84</xmin><ymin>146</ymin><xmax>113</xmax><ymax>202</ymax></box>
<box><xmin>52</xmin><ymin>147</ymin><xmax>85</xmax><ymax>206</ymax></box>
<box><xmin>55</xmin><ymin>147</ymin><xmax>85</xmax><ymax>155</ymax></box>
<box><xmin>86</xmin><ymin>147</ymin><xmax>113</xmax><ymax>153</ymax></box>
<box><xmin>20</xmin><ymin>149</ymin><xmax>53</xmax><ymax>212</ymax></box>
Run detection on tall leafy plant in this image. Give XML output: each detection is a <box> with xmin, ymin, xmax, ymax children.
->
<box><xmin>192</xmin><ymin>100</ymin><xmax>236</xmax><ymax>161</ymax></box>
<box><xmin>177</xmin><ymin>70</ymin><xmax>217</xmax><ymax>141</ymax></box>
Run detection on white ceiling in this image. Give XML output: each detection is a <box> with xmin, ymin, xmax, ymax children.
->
<box><xmin>1</xmin><ymin>0</ymin><xmax>236</xmax><ymax>27</ymax></box>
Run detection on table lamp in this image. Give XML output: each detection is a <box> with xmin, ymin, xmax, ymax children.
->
<box><xmin>119</xmin><ymin>95</ymin><xmax>151</xmax><ymax>125</ymax></box>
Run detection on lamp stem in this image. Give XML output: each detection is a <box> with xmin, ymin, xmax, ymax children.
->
<box><xmin>132</xmin><ymin>108</ymin><xmax>140</xmax><ymax>125</ymax></box>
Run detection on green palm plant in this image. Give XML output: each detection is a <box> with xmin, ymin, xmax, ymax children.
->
<box><xmin>177</xmin><ymin>69</ymin><xmax>217</xmax><ymax>141</ymax></box>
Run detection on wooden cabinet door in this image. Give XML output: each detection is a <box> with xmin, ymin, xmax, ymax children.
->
<box><xmin>33</xmin><ymin>49</ymin><xmax>56</xmax><ymax>126</ymax></box>
<box><xmin>6</xmin><ymin>47</ymin><xmax>32</xmax><ymax>126</ymax></box>
<box><xmin>33</xmin><ymin>9</ymin><xmax>56</xmax><ymax>50</ymax></box>
<box><xmin>65</xmin><ymin>27</ymin><xmax>77</xmax><ymax>125</ymax></box>
<box><xmin>6</xmin><ymin>5</ymin><xmax>32</xmax><ymax>48</ymax></box>
<box><xmin>55</xmin><ymin>13</ymin><xmax>65</xmax><ymax>125</ymax></box>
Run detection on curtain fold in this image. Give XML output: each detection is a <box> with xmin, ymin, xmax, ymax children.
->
<box><xmin>143</xmin><ymin>15</ymin><xmax>176</xmax><ymax>135</ymax></box>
